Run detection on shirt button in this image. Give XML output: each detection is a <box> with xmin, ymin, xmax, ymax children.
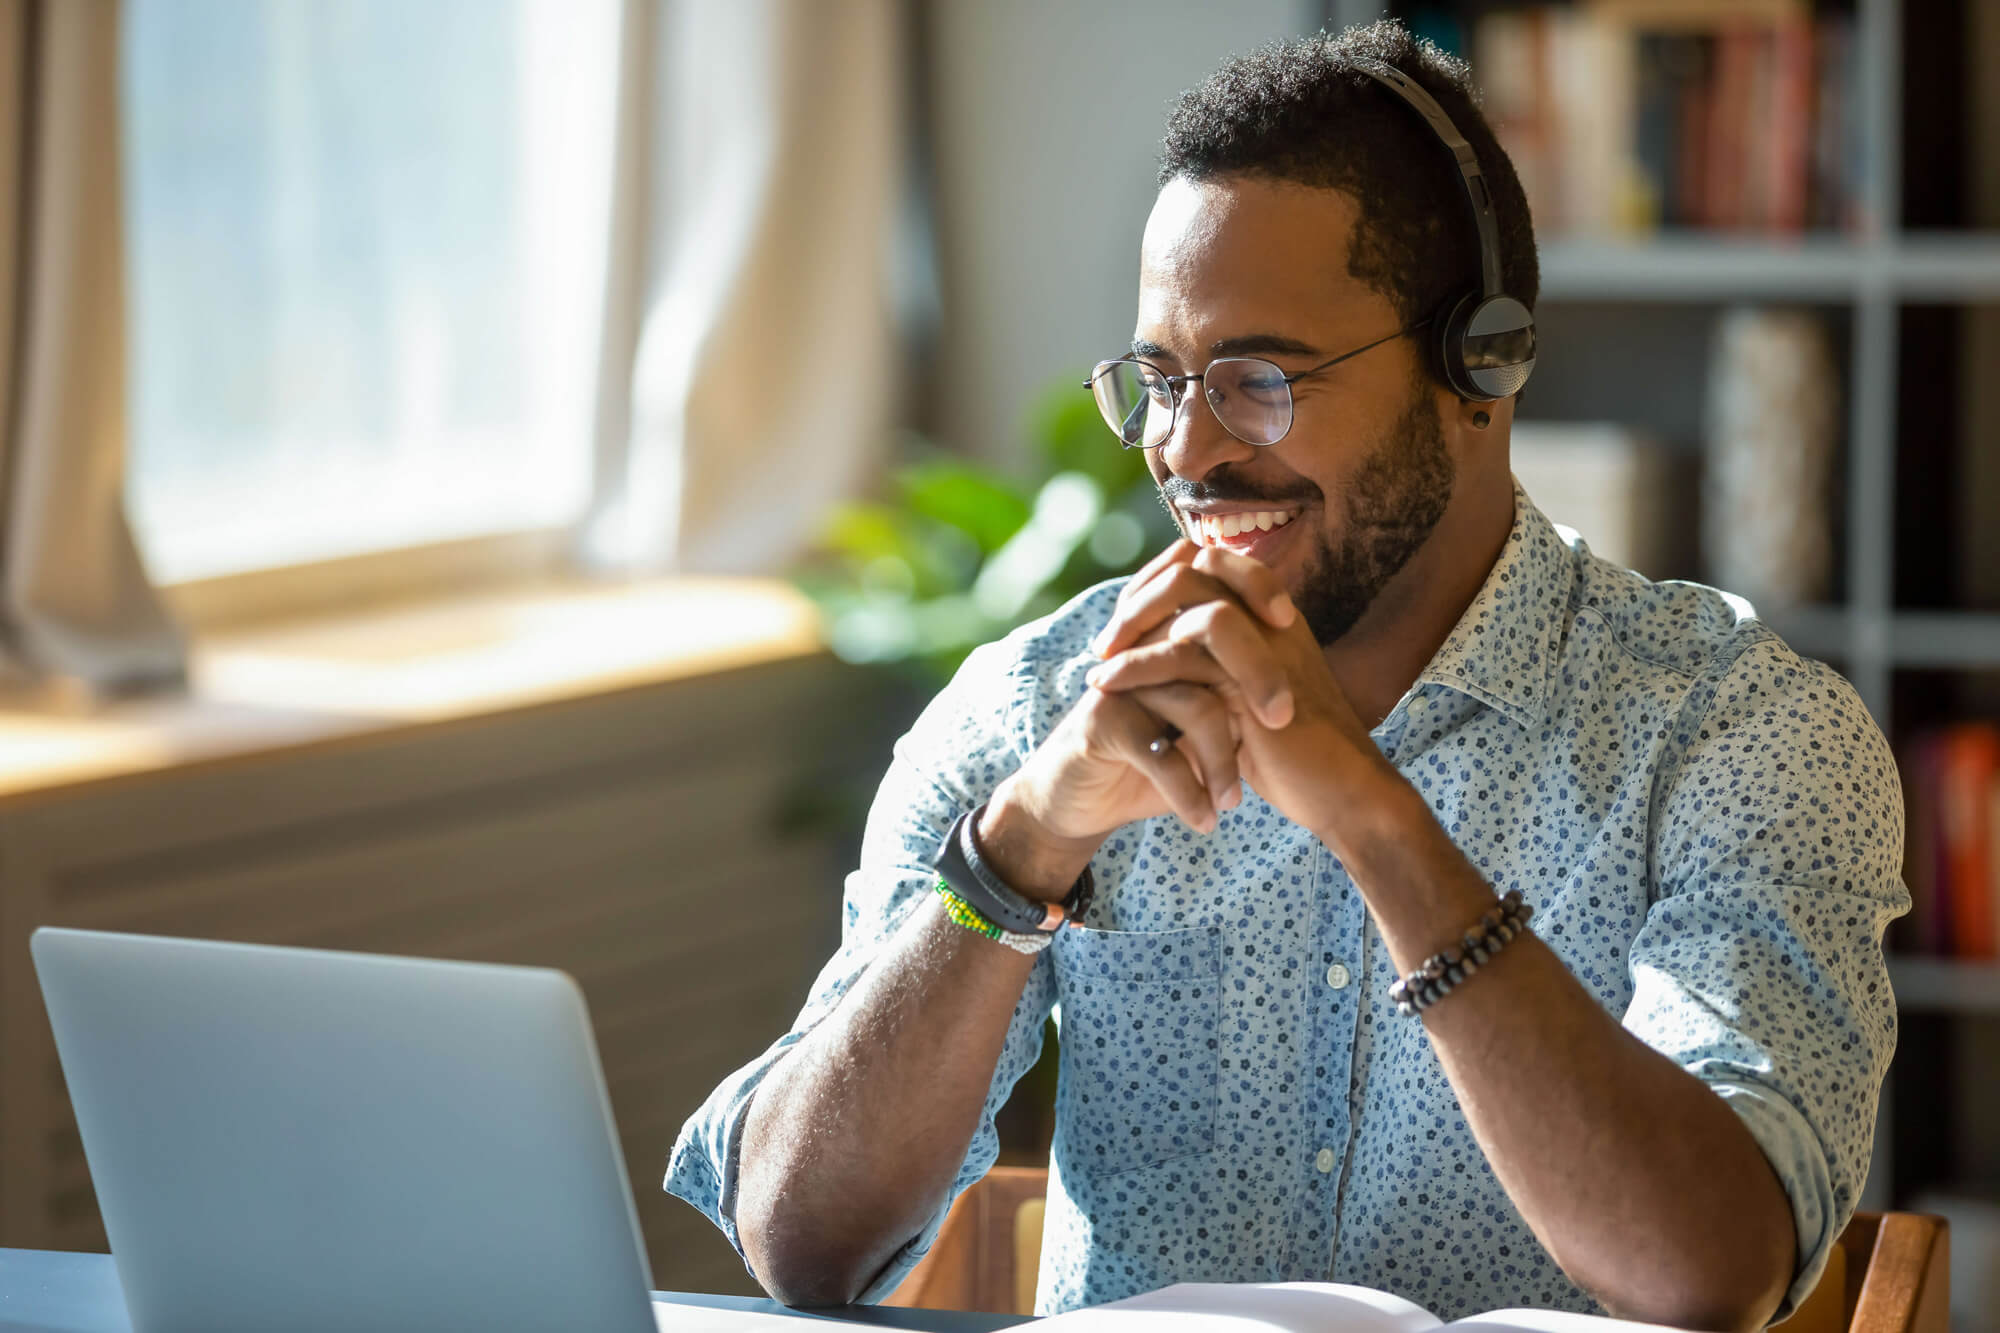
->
<box><xmin>1325</xmin><ymin>962</ymin><xmax>1351</xmax><ymax>989</ymax></box>
<box><xmin>1315</xmin><ymin>1147</ymin><xmax>1336</xmax><ymax>1174</ymax></box>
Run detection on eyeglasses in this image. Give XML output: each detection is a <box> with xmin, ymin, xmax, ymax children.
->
<box><xmin>1084</xmin><ymin>321</ymin><xmax>1429</xmax><ymax>450</ymax></box>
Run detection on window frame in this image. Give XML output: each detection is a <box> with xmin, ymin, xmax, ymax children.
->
<box><xmin>162</xmin><ymin>527</ymin><xmax>582</xmax><ymax>633</ymax></box>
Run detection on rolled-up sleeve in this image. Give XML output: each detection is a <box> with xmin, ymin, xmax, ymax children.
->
<box><xmin>1628</xmin><ymin>639</ymin><xmax>1908</xmax><ymax>1318</ymax></box>
<box><xmin>663</xmin><ymin>631</ymin><xmax>1065</xmax><ymax>1296</ymax></box>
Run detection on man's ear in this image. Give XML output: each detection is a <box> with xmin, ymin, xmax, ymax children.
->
<box><xmin>1439</xmin><ymin>389</ymin><xmax>1482</xmax><ymax>442</ymax></box>
<box><xmin>1442</xmin><ymin>392</ymin><xmax>1514</xmax><ymax>472</ymax></box>
<box><xmin>1452</xmin><ymin>392</ymin><xmax>1513</xmax><ymax>434</ymax></box>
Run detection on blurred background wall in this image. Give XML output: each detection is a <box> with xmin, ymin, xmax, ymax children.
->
<box><xmin>922</xmin><ymin>0</ymin><xmax>1310</xmax><ymax>462</ymax></box>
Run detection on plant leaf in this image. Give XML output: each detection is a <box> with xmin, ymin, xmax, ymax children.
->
<box><xmin>898</xmin><ymin>459</ymin><xmax>1032</xmax><ymax>555</ymax></box>
<box><xmin>1030</xmin><ymin>374</ymin><xmax>1152</xmax><ymax>495</ymax></box>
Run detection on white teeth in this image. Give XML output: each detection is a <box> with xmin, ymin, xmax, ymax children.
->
<box><xmin>1187</xmin><ymin>509</ymin><xmax>1297</xmax><ymax>543</ymax></box>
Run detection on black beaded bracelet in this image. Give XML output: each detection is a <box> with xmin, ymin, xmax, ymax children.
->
<box><xmin>1388</xmin><ymin>889</ymin><xmax>1534</xmax><ymax>1017</ymax></box>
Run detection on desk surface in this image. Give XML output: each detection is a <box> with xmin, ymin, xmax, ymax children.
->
<box><xmin>0</xmin><ymin>1249</ymin><xmax>1023</xmax><ymax>1332</ymax></box>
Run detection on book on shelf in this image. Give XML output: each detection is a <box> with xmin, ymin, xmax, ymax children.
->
<box><xmin>1030</xmin><ymin>1280</ymin><xmax>1684</xmax><ymax>1333</ymax></box>
<box><xmin>1900</xmin><ymin>721</ymin><xmax>2000</xmax><ymax>959</ymax></box>
<box><xmin>1509</xmin><ymin>422</ymin><xmax>1688</xmax><ymax>580</ymax></box>
<box><xmin>1471</xmin><ymin>0</ymin><xmax>1861</xmax><ymax>239</ymax></box>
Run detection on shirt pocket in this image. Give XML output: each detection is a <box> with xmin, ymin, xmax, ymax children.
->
<box><xmin>1052</xmin><ymin>924</ymin><xmax>1223</xmax><ymax>1178</ymax></box>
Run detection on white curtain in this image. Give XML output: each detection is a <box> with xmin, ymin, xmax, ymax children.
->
<box><xmin>584</xmin><ymin>0</ymin><xmax>904</xmax><ymax>576</ymax></box>
<box><xmin>0</xmin><ymin>0</ymin><xmax>183</xmax><ymax>690</ymax></box>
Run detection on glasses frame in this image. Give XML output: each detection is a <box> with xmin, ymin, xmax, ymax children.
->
<box><xmin>1084</xmin><ymin>318</ymin><xmax>1432</xmax><ymax>450</ymax></box>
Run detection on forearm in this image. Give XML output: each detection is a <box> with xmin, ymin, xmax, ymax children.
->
<box><xmin>736</xmin><ymin>897</ymin><xmax>1040</xmax><ymax>1306</ymax></box>
<box><xmin>1330</xmin><ymin>778</ymin><xmax>1796</xmax><ymax>1331</ymax></box>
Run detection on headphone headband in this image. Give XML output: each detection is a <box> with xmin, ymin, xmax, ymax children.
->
<box><xmin>1346</xmin><ymin>57</ymin><xmax>1502</xmax><ymax>299</ymax></box>
<box><xmin>1344</xmin><ymin>56</ymin><xmax>1534</xmax><ymax>401</ymax></box>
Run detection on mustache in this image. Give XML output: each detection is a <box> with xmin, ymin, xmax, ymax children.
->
<box><xmin>1158</xmin><ymin>469</ymin><xmax>1321</xmax><ymax>509</ymax></box>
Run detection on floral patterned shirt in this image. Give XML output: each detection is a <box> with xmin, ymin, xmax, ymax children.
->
<box><xmin>666</xmin><ymin>482</ymin><xmax>1906</xmax><ymax>1319</ymax></box>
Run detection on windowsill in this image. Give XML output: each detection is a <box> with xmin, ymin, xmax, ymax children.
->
<box><xmin>0</xmin><ymin>576</ymin><xmax>824</xmax><ymax>809</ymax></box>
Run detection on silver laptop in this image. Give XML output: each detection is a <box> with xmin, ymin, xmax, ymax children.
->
<box><xmin>31</xmin><ymin>927</ymin><xmax>661</xmax><ymax>1333</ymax></box>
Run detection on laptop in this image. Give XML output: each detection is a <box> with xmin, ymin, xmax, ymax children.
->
<box><xmin>31</xmin><ymin>927</ymin><xmax>680</xmax><ymax>1333</ymax></box>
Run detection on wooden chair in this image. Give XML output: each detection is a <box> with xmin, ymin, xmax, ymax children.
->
<box><xmin>885</xmin><ymin>1167</ymin><xmax>1950</xmax><ymax>1331</ymax></box>
<box><xmin>883</xmin><ymin>1166</ymin><xmax>1051</xmax><ymax>1317</ymax></box>
<box><xmin>1776</xmin><ymin>1211</ymin><xmax>1951</xmax><ymax>1333</ymax></box>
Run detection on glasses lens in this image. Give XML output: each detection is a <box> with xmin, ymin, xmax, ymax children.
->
<box><xmin>1204</xmin><ymin>358</ymin><xmax>1293</xmax><ymax>446</ymax></box>
<box><xmin>1090</xmin><ymin>359</ymin><xmax>1174</xmax><ymax>448</ymax></box>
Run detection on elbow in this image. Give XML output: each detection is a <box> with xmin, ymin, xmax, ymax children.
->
<box><xmin>1640</xmin><ymin>1287</ymin><xmax>1786</xmax><ymax>1333</ymax></box>
<box><xmin>1654</xmin><ymin>1289</ymin><xmax>1788</xmax><ymax>1333</ymax></box>
<box><xmin>736</xmin><ymin>1189</ymin><xmax>882</xmax><ymax>1309</ymax></box>
<box><xmin>1715</xmin><ymin>1259</ymin><xmax>1795</xmax><ymax>1333</ymax></box>
<box><xmin>749</xmin><ymin>1259</ymin><xmax>869</xmax><ymax>1311</ymax></box>
<box><xmin>1601</xmin><ymin>1241</ymin><xmax>1792</xmax><ymax>1333</ymax></box>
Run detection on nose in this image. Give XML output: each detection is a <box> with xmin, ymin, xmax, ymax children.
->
<box><xmin>1156</xmin><ymin>380</ymin><xmax>1258</xmax><ymax>482</ymax></box>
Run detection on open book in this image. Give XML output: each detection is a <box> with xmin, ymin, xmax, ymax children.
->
<box><xmin>1030</xmin><ymin>1282</ymin><xmax>1683</xmax><ymax>1333</ymax></box>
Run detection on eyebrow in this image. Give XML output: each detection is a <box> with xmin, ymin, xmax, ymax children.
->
<box><xmin>1130</xmin><ymin>333</ymin><xmax>1325</xmax><ymax>363</ymax></box>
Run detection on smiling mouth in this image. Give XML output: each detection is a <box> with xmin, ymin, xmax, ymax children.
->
<box><xmin>1184</xmin><ymin>508</ymin><xmax>1300</xmax><ymax>549</ymax></box>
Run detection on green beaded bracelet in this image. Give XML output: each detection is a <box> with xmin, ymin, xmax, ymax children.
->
<box><xmin>933</xmin><ymin>880</ymin><xmax>1053</xmax><ymax>955</ymax></box>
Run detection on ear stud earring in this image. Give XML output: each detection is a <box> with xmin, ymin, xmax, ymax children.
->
<box><xmin>1472</xmin><ymin>410</ymin><xmax>1491</xmax><ymax>429</ymax></box>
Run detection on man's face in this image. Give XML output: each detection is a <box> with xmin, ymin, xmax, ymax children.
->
<box><xmin>1135</xmin><ymin>175</ymin><xmax>1456</xmax><ymax>645</ymax></box>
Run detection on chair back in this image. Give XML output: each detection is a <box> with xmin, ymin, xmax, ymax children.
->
<box><xmin>882</xmin><ymin>1166</ymin><xmax>1047</xmax><ymax>1315</ymax></box>
<box><xmin>886</xmin><ymin>1167</ymin><xmax>1950</xmax><ymax>1331</ymax></box>
<box><xmin>1772</xmin><ymin>1211</ymin><xmax>1950</xmax><ymax>1333</ymax></box>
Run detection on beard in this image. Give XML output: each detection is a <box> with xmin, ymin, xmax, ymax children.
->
<box><xmin>1291</xmin><ymin>387</ymin><xmax>1455</xmax><ymax>645</ymax></box>
<box><xmin>1158</xmin><ymin>382</ymin><xmax>1455</xmax><ymax>646</ymax></box>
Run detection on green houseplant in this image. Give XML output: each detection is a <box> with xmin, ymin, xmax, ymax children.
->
<box><xmin>795</xmin><ymin>376</ymin><xmax>1176</xmax><ymax>687</ymax></box>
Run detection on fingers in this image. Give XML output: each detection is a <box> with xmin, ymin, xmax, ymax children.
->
<box><xmin>1092</xmin><ymin>539</ymin><xmax>1199</xmax><ymax>656</ymax></box>
<box><xmin>1094</xmin><ymin>547</ymin><xmax>1297</xmax><ymax>661</ymax></box>
<box><xmin>1128</xmin><ymin>535</ymin><xmax>1201</xmax><ymax>593</ymax></box>
<box><xmin>1087</xmin><ymin>601</ymin><xmax>1296</xmax><ymax>729</ymax></box>
<box><xmin>1095</xmin><ymin>561</ymin><xmax>1236</xmax><ymax>659</ymax></box>
<box><xmin>1137</xmin><ymin>682</ymin><xmax>1243</xmax><ymax>817</ymax></box>
<box><xmin>1092</xmin><ymin>683</ymin><xmax>1241</xmax><ymax>832</ymax></box>
<box><xmin>1190</xmin><ymin>546</ymin><xmax>1297</xmax><ymax>632</ymax></box>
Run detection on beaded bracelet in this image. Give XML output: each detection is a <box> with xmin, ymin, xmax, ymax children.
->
<box><xmin>934</xmin><ymin>807</ymin><xmax>1092</xmax><ymax>936</ymax></box>
<box><xmin>934</xmin><ymin>881</ymin><xmax>1054</xmax><ymax>956</ymax></box>
<box><xmin>1388</xmin><ymin>888</ymin><xmax>1534</xmax><ymax>1017</ymax></box>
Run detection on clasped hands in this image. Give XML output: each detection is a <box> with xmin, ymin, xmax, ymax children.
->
<box><xmin>996</xmin><ymin>539</ymin><xmax>1400</xmax><ymax>863</ymax></box>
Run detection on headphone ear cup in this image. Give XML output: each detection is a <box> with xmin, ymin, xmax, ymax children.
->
<box><xmin>1433</xmin><ymin>291</ymin><xmax>1483</xmax><ymax>399</ymax></box>
<box><xmin>1442</xmin><ymin>294</ymin><xmax>1537</xmax><ymax>401</ymax></box>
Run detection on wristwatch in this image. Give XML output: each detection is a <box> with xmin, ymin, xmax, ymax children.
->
<box><xmin>933</xmin><ymin>806</ymin><xmax>1094</xmax><ymax>934</ymax></box>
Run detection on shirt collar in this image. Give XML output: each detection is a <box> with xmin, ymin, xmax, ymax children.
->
<box><xmin>1410</xmin><ymin>480</ymin><xmax>1574</xmax><ymax>731</ymax></box>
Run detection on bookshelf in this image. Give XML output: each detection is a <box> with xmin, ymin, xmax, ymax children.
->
<box><xmin>1323</xmin><ymin>0</ymin><xmax>2000</xmax><ymax>736</ymax></box>
<box><xmin>1539</xmin><ymin>234</ymin><xmax>2000</xmax><ymax>302</ymax></box>
<box><xmin>1322</xmin><ymin>0</ymin><xmax>2000</xmax><ymax>1210</ymax></box>
<box><xmin>1888</xmin><ymin>955</ymin><xmax>2000</xmax><ymax>1016</ymax></box>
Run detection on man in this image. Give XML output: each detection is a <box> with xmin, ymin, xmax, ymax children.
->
<box><xmin>667</xmin><ymin>23</ymin><xmax>1904</xmax><ymax>1330</ymax></box>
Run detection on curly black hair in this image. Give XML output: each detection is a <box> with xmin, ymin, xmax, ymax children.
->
<box><xmin>1160</xmin><ymin>20</ymin><xmax>1538</xmax><ymax>342</ymax></box>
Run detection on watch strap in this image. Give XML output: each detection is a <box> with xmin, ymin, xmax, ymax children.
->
<box><xmin>932</xmin><ymin>806</ymin><xmax>1092</xmax><ymax>934</ymax></box>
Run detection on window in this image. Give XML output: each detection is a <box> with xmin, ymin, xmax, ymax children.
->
<box><xmin>122</xmin><ymin>0</ymin><xmax>620</xmax><ymax>584</ymax></box>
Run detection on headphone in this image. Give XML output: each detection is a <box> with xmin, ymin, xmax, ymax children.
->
<box><xmin>1348</xmin><ymin>57</ymin><xmax>1536</xmax><ymax>402</ymax></box>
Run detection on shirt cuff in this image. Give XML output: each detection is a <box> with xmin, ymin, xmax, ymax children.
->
<box><xmin>1710</xmin><ymin>1079</ymin><xmax>1840</xmax><ymax>1321</ymax></box>
<box><xmin>663</xmin><ymin>1033</ymin><xmax>800</xmax><ymax>1266</ymax></box>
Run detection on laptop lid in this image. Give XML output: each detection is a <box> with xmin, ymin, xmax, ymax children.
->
<box><xmin>31</xmin><ymin>927</ymin><xmax>659</xmax><ymax>1333</ymax></box>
